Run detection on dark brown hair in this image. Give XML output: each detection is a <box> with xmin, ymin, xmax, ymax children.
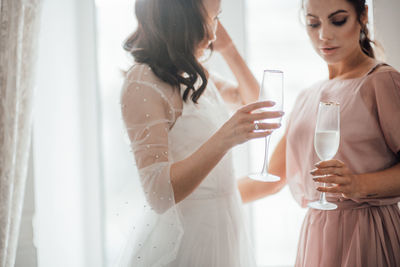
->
<box><xmin>124</xmin><ymin>0</ymin><xmax>212</xmax><ymax>103</ymax></box>
<box><xmin>302</xmin><ymin>0</ymin><xmax>376</xmax><ymax>58</ymax></box>
<box><xmin>347</xmin><ymin>0</ymin><xmax>375</xmax><ymax>58</ymax></box>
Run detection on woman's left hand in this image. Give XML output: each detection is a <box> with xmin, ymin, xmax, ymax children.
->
<box><xmin>212</xmin><ymin>21</ymin><xmax>234</xmax><ymax>53</ymax></box>
<box><xmin>310</xmin><ymin>159</ymin><xmax>366</xmax><ymax>199</ymax></box>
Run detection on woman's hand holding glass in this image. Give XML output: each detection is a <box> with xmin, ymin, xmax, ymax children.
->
<box><xmin>217</xmin><ymin>101</ymin><xmax>283</xmax><ymax>151</ymax></box>
<box><xmin>311</xmin><ymin>159</ymin><xmax>365</xmax><ymax>199</ymax></box>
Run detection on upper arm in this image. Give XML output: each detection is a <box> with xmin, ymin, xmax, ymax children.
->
<box><xmin>121</xmin><ymin>80</ymin><xmax>173</xmax><ymax>169</ymax></box>
<box><xmin>370</xmin><ymin>70</ymin><xmax>400</xmax><ymax>155</ymax></box>
<box><xmin>120</xmin><ymin>77</ymin><xmax>176</xmax><ymax>213</ymax></box>
<box><xmin>210</xmin><ymin>72</ymin><xmax>242</xmax><ymax>106</ymax></box>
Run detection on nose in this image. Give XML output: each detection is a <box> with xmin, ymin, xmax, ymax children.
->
<box><xmin>319</xmin><ymin>24</ymin><xmax>334</xmax><ymax>41</ymax></box>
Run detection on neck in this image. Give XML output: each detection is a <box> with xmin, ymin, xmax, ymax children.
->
<box><xmin>327</xmin><ymin>49</ymin><xmax>374</xmax><ymax>80</ymax></box>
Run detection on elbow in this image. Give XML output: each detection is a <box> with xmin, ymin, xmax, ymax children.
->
<box><xmin>272</xmin><ymin>178</ymin><xmax>287</xmax><ymax>194</ymax></box>
<box><xmin>139</xmin><ymin>165</ymin><xmax>176</xmax><ymax>214</ymax></box>
<box><xmin>145</xmin><ymin>193</ymin><xmax>174</xmax><ymax>214</ymax></box>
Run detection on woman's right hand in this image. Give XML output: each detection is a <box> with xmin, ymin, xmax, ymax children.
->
<box><xmin>217</xmin><ymin>101</ymin><xmax>284</xmax><ymax>151</ymax></box>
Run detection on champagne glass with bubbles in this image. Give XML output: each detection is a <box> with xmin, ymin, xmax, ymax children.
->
<box><xmin>249</xmin><ymin>69</ymin><xmax>283</xmax><ymax>182</ymax></box>
<box><xmin>308</xmin><ymin>102</ymin><xmax>340</xmax><ymax>210</ymax></box>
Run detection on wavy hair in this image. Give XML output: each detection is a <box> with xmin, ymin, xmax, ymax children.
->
<box><xmin>124</xmin><ymin>0</ymin><xmax>213</xmax><ymax>103</ymax></box>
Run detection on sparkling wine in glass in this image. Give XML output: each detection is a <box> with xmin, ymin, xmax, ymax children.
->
<box><xmin>248</xmin><ymin>69</ymin><xmax>283</xmax><ymax>182</ymax></box>
<box><xmin>308</xmin><ymin>101</ymin><xmax>340</xmax><ymax>210</ymax></box>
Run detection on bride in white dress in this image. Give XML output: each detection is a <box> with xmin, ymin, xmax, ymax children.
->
<box><xmin>117</xmin><ymin>0</ymin><xmax>285</xmax><ymax>266</ymax></box>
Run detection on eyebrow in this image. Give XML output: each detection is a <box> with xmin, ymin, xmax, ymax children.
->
<box><xmin>306</xmin><ymin>10</ymin><xmax>348</xmax><ymax>19</ymax></box>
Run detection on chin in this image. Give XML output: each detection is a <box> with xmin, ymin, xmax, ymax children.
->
<box><xmin>318</xmin><ymin>53</ymin><xmax>343</xmax><ymax>65</ymax></box>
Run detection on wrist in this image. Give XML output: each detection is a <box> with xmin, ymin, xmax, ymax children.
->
<box><xmin>219</xmin><ymin>42</ymin><xmax>237</xmax><ymax>57</ymax></box>
<box><xmin>212</xmin><ymin>129</ymin><xmax>232</xmax><ymax>155</ymax></box>
<box><xmin>356</xmin><ymin>173</ymin><xmax>376</xmax><ymax>198</ymax></box>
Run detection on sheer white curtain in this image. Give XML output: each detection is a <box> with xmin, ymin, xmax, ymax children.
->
<box><xmin>0</xmin><ymin>0</ymin><xmax>42</xmax><ymax>266</ymax></box>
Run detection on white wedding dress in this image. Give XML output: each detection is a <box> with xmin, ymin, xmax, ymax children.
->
<box><xmin>117</xmin><ymin>63</ymin><xmax>256</xmax><ymax>267</ymax></box>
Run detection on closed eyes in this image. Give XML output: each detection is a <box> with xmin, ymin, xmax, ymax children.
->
<box><xmin>307</xmin><ymin>17</ymin><xmax>348</xmax><ymax>28</ymax></box>
<box><xmin>332</xmin><ymin>18</ymin><xmax>347</xmax><ymax>26</ymax></box>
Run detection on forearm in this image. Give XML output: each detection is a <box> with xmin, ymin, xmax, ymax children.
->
<box><xmin>238</xmin><ymin>177</ymin><xmax>286</xmax><ymax>203</ymax></box>
<box><xmin>170</xmin><ymin>131</ymin><xmax>229</xmax><ymax>203</ymax></box>
<box><xmin>359</xmin><ymin>162</ymin><xmax>400</xmax><ymax>198</ymax></box>
<box><xmin>238</xmin><ymin>135</ymin><xmax>287</xmax><ymax>203</ymax></box>
<box><xmin>220</xmin><ymin>45</ymin><xmax>259</xmax><ymax>104</ymax></box>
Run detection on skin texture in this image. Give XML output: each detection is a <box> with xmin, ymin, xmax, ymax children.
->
<box><xmin>169</xmin><ymin>0</ymin><xmax>284</xmax><ymax>203</ymax></box>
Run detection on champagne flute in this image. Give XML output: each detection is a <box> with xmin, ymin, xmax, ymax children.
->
<box><xmin>308</xmin><ymin>101</ymin><xmax>340</xmax><ymax>210</ymax></box>
<box><xmin>249</xmin><ymin>69</ymin><xmax>283</xmax><ymax>182</ymax></box>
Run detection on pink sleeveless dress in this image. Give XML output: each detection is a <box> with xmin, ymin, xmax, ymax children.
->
<box><xmin>286</xmin><ymin>63</ymin><xmax>400</xmax><ymax>267</ymax></box>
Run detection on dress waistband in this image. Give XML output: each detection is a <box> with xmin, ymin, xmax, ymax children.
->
<box><xmin>186</xmin><ymin>190</ymin><xmax>235</xmax><ymax>200</ymax></box>
<box><xmin>324</xmin><ymin>197</ymin><xmax>400</xmax><ymax>210</ymax></box>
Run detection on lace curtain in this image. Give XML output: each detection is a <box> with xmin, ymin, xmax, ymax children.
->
<box><xmin>0</xmin><ymin>0</ymin><xmax>42</xmax><ymax>266</ymax></box>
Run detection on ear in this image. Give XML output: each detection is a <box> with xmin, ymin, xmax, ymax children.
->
<box><xmin>361</xmin><ymin>5</ymin><xmax>369</xmax><ymax>26</ymax></box>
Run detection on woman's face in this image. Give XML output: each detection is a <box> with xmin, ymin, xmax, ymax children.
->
<box><xmin>304</xmin><ymin>0</ymin><xmax>366</xmax><ymax>64</ymax></box>
<box><xmin>197</xmin><ymin>0</ymin><xmax>221</xmax><ymax>56</ymax></box>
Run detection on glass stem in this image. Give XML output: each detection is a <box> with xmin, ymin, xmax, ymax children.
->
<box><xmin>319</xmin><ymin>183</ymin><xmax>327</xmax><ymax>204</ymax></box>
<box><xmin>261</xmin><ymin>135</ymin><xmax>271</xmax><ymax>175</ymax></box>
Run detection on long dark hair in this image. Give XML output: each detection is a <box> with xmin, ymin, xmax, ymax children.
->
<box><xmin>124</xmin><ymin>0</ymin><xmax>212</xmax><ymax>103</ymax></box>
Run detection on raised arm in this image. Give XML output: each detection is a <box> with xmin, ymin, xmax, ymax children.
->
<box><xmin>213</xmin><ymin>21</ymin><xmax>260</xmax><ymax>105</ymax></box>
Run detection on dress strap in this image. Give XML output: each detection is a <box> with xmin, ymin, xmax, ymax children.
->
<box><xmin>366</xmin><ymin>62</ymin><xmax>389</xmax><ymax>75</ymax></box>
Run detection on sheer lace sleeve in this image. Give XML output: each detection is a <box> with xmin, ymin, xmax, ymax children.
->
<box><xmin>115</xmin><ymin>65</ymin><xmax>183</xmax><ymax>267</ymax></box>
<box><xmin>121</xmin><ymin>73</ymin><xmax>176</xmax><ymax>214</ymax></box>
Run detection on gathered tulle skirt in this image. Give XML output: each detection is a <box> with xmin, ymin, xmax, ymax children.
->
<box><xmin>296</xmin><ymin>201</ymin><xmax>400</xmax><ymax>267</ymax></box>
<box><xmin>166</xmin><ymin>192</ymin><xmax>257</xmax><ymax>267</ymax></box>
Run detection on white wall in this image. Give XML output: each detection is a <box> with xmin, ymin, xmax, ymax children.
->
<box><xmin>373</xmin><ymin>0</ymin><xmax>400</xmax><ymax>69</ymax></box>
<box><xmin>33</xmin><ymin>0</ymin><xmax>104</xmax><ymax>266</ymax></box>
<box><xmin>33</xmin><ymin>0</ymin><xmax>84</xmax><ymax>265</ymax></box>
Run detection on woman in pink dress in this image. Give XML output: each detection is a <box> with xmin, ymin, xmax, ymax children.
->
<box><xmin>253</xmin><ymin>0</ymin><xmax>400</xmax><ymax>266</ymax></box>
